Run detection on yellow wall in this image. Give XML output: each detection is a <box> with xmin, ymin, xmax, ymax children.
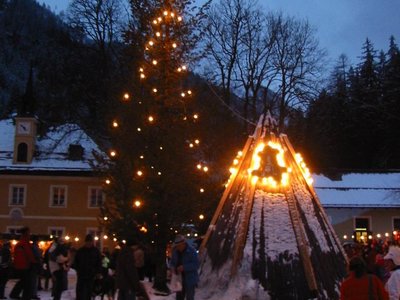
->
<box><xmin>0</xmin><ymin>174</ymin><xmax>110</xmax><ymax>247</ymax></box>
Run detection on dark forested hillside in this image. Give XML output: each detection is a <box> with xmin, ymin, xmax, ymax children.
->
<box><xmin>288</xmin><ymin>38</ymin><xmax>400</xmax><ymax>170</ymax></box>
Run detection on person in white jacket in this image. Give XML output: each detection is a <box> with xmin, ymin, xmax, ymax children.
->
<box><xmin>48</xmin><ymin>238</ymin><xmax>69</xmax><ymax>300</ymax></box>
<box><xmin>384</xmin><ymin>246</ymin><xmax>400</xmax><ymax>300</ymax></box>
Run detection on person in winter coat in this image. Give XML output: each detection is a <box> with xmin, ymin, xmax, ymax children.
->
<box><xmin>0</xmin><ymin>241</ymin><xmax>12</xmax><ymax>299</ymax></box>
<box><xmin>48</xmin><ymin>238</ymin><xmax>69</xmax><ymax>300</ymax></box>
<box><xmin>73</xmin><ymin>234</ymin><xmax>102</xmax><ymax>300</ymax></box>
<box><xmin>340</xmin><ymin>256</ymin><xmax>388</xmax><ymax>300</ymax></box>
<box><xmin>9</xmin><ymin>226</ymin><xmax>36</xmax><ymax>300</ymax></box>
<box><xmin>170</xmin><ymin>235</ymin><xmax>199</xmax><ymax>300</ymax></box>
<box><xmin>115</xmin><ymin>239</ymin><xmax>141</xmax><ymax>300</ymax></box>
<box><xmin>384</xmin><ymin>246</ymin><xmax>400</xmax><ymax>300</ymax></box>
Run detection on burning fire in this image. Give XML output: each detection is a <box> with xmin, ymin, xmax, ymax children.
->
<box><xmin>248</xmin><ymin>140</ymin><xmax>290</xmax><ymax>190</ymax></box>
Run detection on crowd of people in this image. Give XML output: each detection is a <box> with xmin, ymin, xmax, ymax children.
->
<box><xmin>340</xmin><ymin>238</ymin><xmax>400</xmax><ymax>299</ymax></box>
<box><xmin>0</xmin><ymin>227</ymin><xmax>199</xmax><ymax>300</ymax></box>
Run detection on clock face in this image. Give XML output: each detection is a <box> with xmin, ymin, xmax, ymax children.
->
<box><xmin>17</xmin><ymin>121</ymin><xmax>31</xmax><ymax>134</ymax></box>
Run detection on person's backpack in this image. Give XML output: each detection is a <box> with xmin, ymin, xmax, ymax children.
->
<box><xmin>13</xmin><ymin>243</ymin><xmax>29</xmax><ymax>270</ymax></box>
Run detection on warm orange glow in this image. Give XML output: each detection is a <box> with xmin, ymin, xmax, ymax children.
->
<box><xmin>152</xmin><ymin>88</ymin><xmax>158</xmax><ymax>93</ymax></box>
<box><xmin>195</xmin><ymin>139</ymin><xmax>200</xmax><ymax>144</ymax></box>
<box><xmin>200</xmin><ymin>188</ymin><xmax>205</xmax><ymax>193</ymax></box>
<box><xmin>156</xmin><ymin>32</ymin><xmax>161</xmax><ymax>37</ymax></box>
<box><xmin>172</xmin><ymin>43</ymin><xmax>177</xmax><ymax>48</ymax></box>
<box><xmin>193</xmin><ymin>114</ymin><xmax>198</xmax><ymax>119</ymax></box>
<box><xmin>105</xmin><ymin>179</ymin><xmax>111</xmax><ymax>185</ymax></box>
<box><xmin>110</xmin><ymin>150</ymin><xmax>117</xmax><ymax>157</ymax></box>
<box><xmin>134</xmin><ymin>199</ymin><xmax>142</xmax><ymax>208</ymax></box>
<box><xmin>199</xmin><ymin>214</ymin><xmax>204</xmax><ymax>220</ymax></box>
<box><xmin>137</xmin><ymin>170</ymin><xmax>143</xmax><ymax>176</ymax></box>
<box><xmin>112</xmin><ymin>121</ymin><xmax>118</xmax><ymax>128</ymax></box>
<box><xmin>248</xmin><ymin>140</ymin><xmax>290</xmax><ymax>189</ymax></box>
<box><xmin>177</xmin><ymin>16</ymin><xmax>182</xmax><ymax>21</ymax></box>
<box><xmin>152</xmin><ymin>60</ymin><xmax>158</xmax><ymax>65</ymax></box>
<box><xmin>149</xmin><ymin>41</ymin><xmax>154</xmax><ymax>46</ymax></box>
<box><xmin>123</xmin><ymin>93</ymin><xmax>130</xmax><ymax>100</ymax></box>
<box><xmin>148</xmin><ymin>115</ymin><xmax>154</xmax><ymax>122</ymax></box>
<box><xmin>103</xmin><ymin>235</ymin><xmax>108</xmax><ymax>240</ymax></box>
<box><xmin>203</xmin><ymin>166</ymin><xmax>209</xmax><ymax>172</ymax></box>
<box><xmin>197</xmin><ymin>164</ymin><xmax>202</xmax><ymax>169</ymax></box>
<box><xmin>295</xmin><ymin>153</ymin><xmax>313</xmax><ymax>185</ymax></box>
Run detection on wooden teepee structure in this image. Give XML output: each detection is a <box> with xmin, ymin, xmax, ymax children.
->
<box><xmin>198</xmin><ymin>113</ymin><xmax>347</xmax><ymax>300</ymax></box>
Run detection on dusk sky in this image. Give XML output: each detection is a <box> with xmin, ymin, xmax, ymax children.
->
<box><xmin>41</xmin><ymin>0</ymin><xmax>400</xmax><ymax>67</ymax></box>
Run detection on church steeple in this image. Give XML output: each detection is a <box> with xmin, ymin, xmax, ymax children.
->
<box><xmin>18</xmin><ymin>65</ymin><xmax>36</xmax><ymax>117</ymax></box>
<box><xmin>13</xmin><ymin>67</ymin><xmax>38</xmax><ymax>164</ymax></box>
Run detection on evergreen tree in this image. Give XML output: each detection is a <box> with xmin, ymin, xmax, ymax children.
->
<box><xmin>100</xmin><ymin>0</ymin><xmax>211</xmax><ymax>292</ymax></box>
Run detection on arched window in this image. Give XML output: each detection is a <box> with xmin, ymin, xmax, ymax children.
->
<box><xmin>17</xmin><ymin>143</ymin><xmax>28</xmax><ymax>162</ymax></box>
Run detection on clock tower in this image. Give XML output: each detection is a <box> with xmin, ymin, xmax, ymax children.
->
<box><xmin>13</xmin><ymin>117</ymin><xmax>38</xmax><ymax>164</ymax></box>
<box><xmin>13</xmin><ymin>67</ymin><xmax>38</xmax><ymax>164</ymax></box>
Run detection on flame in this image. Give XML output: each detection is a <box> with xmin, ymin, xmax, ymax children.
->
<box><xmin>295</xmin><ymin>153</ymin><xmax>313</xmax><ymax>185</ymax></box>
<box><xmin>248</xmin><ymin>140</ymin><xmax>290</xmax><ymax>189</ymax></box>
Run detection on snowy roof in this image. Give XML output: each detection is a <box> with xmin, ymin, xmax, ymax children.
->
<box><xmin>0</xmin><ymin>118</ymin><xmax>106</xmax><ymax>173</ymax></box>
<box><xmin>313</xmin><ymin>172</ymin><xmax>400</xmax><ymax>208</ymax></box>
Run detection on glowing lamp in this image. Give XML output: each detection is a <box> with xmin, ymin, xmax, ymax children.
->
<box><xmin>156</xmin><ymin>32</ymin><xmax>161</xmax><ymax>37</ymax></box>
<box><xmin>137</xmin><ymin>170</ymin><xmax>143</xmax><ymax>176</ymax></box>
<box><xmin>65</xmin><ymin>236</ymin><xmax>70</xmax><ymax>241</ymax></box>
<box><xmin>134</xmin><ymin>200</ymin><xmax>141</xmax><ymax>208</ymax></box>
<box><xmin>103</xmin><ymin>235</ymin><xmax>108</xmax><ymax>240</ymax></box>
<box><xmin>200</xmin><ymin>188</ymin><xmax>205</xmax><ymax>193</ymax></box>
<box><xmin>110</xmin><ymin>150</ymin><xmax>117</xmax><ymax>157</ymax></box>
<box><xmin>105</xmin><ymin>179</ymin><xmax>111</xmax><ymax>185</ymax></box>
<box><xmin>152</xmin><ymin>60</ymin><xmax>157</xmax><ymax>65</ymax></box>
<box><xmin>199</xmin><ymin>214</ymin><xmax>204</xmax><ymax>220</ymax></box>
<box><xmin>177</xmin><ymin>16</ymin><xmax>182</xmax><ymax>21</ymax></box>
<box><xmin>104</xmin><ymin>216</ymin><xmax>108</xmax><ymax>221</ymax></box>
<box><xmin>148</xmin><ymin>115</ymin><xmax>154</xmax><ymax>122</ymax></box>
<box><xmin>123</xmin><ymin>93</ymin><xmax>130</xmax><ymax>100</ymax></box>
<box><xmin>197</xmin><ymin>164</ymin><xmax>202</xmax><ymax>169</ymax></box>
<box><xmin>152</xmin><ymin>88</ymin><xmax>158</xmax><ymax>93</ymax></box>
<box><xmin>203</xmin><ymin>166</ymin><xmax>209</xmax><ymax>172</ymax></box>
<box><xmin>172</xmin><ymin>43</ymin><xmax>177</xmax><ymax>48</ymax></box>
<box><xmin>94</xmin><ymin>236</ymin><xmax>99</xmax><ymax>241</ymax></box>
<box><xmin>112</xmin><ymin>121</ymin><xmax>118</xmax><ymax>128</ymax></box>
<box><xmin>74</xmin><ymin>237</ymin><xmax>79</xmax><ymax>242</ymax></box>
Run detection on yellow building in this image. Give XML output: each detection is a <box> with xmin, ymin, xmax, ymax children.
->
<box><xmin>0</xmin><ymin>116</ymin><xmax>107</xmax><ymax>246</ymax></box>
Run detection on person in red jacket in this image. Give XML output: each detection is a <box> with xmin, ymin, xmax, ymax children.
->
<box><xmin>9</xmin><ymin>226</ymin><xmax>36</xmax><ymax>300</ymax></box>
<box><xmin>340</xmin><ymin>256</ymin><xmax>389</xmax><ymax>300</ymax></box>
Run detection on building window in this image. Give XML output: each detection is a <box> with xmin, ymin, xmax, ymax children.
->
<box><xmin>48</xmin><ymin>227</ymin><xmax>65</xmax><ymax>238</ymax></box>
<box><xmin>50</xmin><ymin>186</ymin><xmax>67</xmax><ymax>207</ymax></box>
<box><xmin>393</xmin><ymin>218</ymin><xmax>400</xmax><ymax>231</ymax></box>
<box><xmin>355</xmin><ymin>217</ymin><xmax>370</xmax><ymax>231</ymax></box>
<box><xmin>88</xmin><ymin>187</ymin><xmax>104</xmax><ymax>208</ymax></box>
<box><xmin>17</xmin><ymin>143</ymin><xmax>28</xmax><ymax>162</ymax></box>
<box><xmin>354</xmin><ymin>217</ymin><xmax>370</xmax><ymax>242</ymax></box>
<box><xmin>7</xmin><ymin>226</ymin><xmax>22</xmax><ymax>235</ymax></box>
<box><xmin>9</xmin><ymin>185</ymin><xmax>26</xmax><ymax>206</ymax></box>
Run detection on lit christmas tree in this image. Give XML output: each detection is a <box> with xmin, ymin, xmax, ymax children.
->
<box><xmin>99</xmin><ymin>0</ymin><xmax>211</xmax><ymax>292</ymax></box>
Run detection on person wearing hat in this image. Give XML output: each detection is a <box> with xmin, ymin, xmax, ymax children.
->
<box><xmin>73</xmin><ymin>234</ymin><xmax>102</xmax><ymax>300</ymax></box>
<box><xmin>384</xmin><ymin>246</ymin><xmax>400</xmax><ymax>300</ymax></box>
<box><xmin>170</xmin><ymin>235</ymin><xmax>199</xmax><ymax>300</ymax></box>
<box><xmin>340</xmin><ymin>255</ymin><xmax>388</xmax><ymax>299</ymax></box>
